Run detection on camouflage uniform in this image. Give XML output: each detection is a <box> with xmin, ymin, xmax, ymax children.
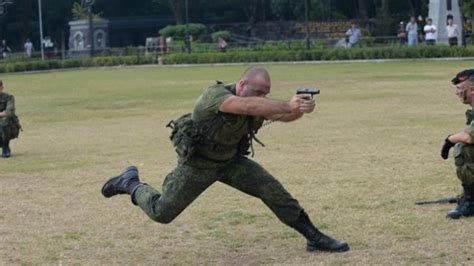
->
<box><xmin>134</xmin><ymin>83</ymin><xmax>305</xmax><ymax>225</ymax></box>
<box><xmin>453</xmin><ymin>109</ymin><xmax>474</xmax><ymax>185</ymax></box>
<box><xmin>0</xmin><ymin>92</ymin><xmax>20</xmax><ymax>143</ymax></box>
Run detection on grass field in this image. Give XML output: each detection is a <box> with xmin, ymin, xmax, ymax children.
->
<box><xmin>1</xmin><ymin>60</ymin><xmax>474</xmax><ymax>264</ymax></box>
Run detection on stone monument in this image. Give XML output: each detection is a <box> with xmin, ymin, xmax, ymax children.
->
<box><xmin>68</xmin><ymin>18</ymin><xmax>109</xmax><ymax>57</ymax></box>
<box><xmin>428</xmin><ymin>0</ymin><xmax>463</xmax><ymax>45</ymax></box>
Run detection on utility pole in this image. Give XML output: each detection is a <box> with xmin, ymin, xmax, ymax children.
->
<box><xmin>38</xmin><ymin>0</ymin><xmax>44</xmax><ymax>60</ymax></box>
<box><xmin>304</xmin><ymin>0</ymin><xmax>310</xmax><ymax>50</ymax></box>
<box><xmin>184</xmin><ymin>0</ymin><xmax>191</xmax><ymax>53</ymax></box>
<box><xmin>84</xmin><ymin>0</ymin><xmax>95</xmax><ymax>57</ymax></box>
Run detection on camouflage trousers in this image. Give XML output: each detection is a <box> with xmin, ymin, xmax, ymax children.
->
<box><xmin>134</xmin><ymin>155</ymin><xmax>304</xmax><ymax>225</ymax></box>
<box><xmin>454</xmin><ymin>143</ymin><xmax>474</xmax><ymax>185</ymax></box>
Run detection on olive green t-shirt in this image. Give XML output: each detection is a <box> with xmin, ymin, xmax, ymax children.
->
<box><xmin>191</xmin><ymin>83</ymin><xmax>264</xmax><ymax>161</ymax></box>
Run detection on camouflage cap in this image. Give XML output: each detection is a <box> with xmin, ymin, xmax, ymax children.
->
<box><xmin>452</xmin><ymin>69</ymin><xmax>474</xmax><ymax>85</ymax></box>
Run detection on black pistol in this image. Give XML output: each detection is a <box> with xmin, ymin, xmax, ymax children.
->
<box><xmin>296</xmin><ymin>88</ymin><xmax>320</xmax><ymax>99</ymax></box>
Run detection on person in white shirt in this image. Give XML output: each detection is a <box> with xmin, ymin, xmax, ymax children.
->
<box><xmin>345</xmin><ymin>22</ymin><xmax>362</xmax><ymax>48</ymax></box>
<box><xmin>447</xmin><ymin>18</ymin><xmax>460</xmax><ymax>47</ymax></box>
<box><xmin>406</xmin><ymin>16</ymin><xmax>419</xmax><ymax>46</ymax></box>
<box><xmin>423</xmin><ymin>18</ymin><xmax>437</xmax><ymax>45</ymax></box>
<box><xmin>24</xmin><ymin>38</ymin><xmax>33</xmax><ymax>58</ymax></box>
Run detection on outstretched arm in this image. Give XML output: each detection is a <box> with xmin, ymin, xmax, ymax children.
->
<box><xmin>219</xmin><ymin>94</ymin><xmax>315</xmax><ymax>122</ymax></box>
<box><xmin>448</xmin><ymin>131</ymin><xmax>474</xmax><ymax>144</ymax></box>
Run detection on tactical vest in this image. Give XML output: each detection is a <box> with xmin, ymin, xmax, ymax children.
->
<box><xmin>167</xmin><ymin>84</ymin><xmax>264</xmax><ymax>161</ymax></box>
<box><xmin>466</xmin><ymin>109</ymin><xmax>474</xmax><ymax>125</ymax></box>
<box><xmin>0</xmin><ymin>93</ymin><xmax>21</xmax><ymax>140</ymax></box>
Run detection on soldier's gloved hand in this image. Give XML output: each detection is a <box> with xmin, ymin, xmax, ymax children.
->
<box><xmin>441</xmin><ymin>136</ymin><xmax>455</xmax><ymax>160</ymax></box>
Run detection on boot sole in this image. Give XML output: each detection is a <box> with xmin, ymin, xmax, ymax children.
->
<box><xmin>306</xmin><ymin>244</ymin><xmax>350</xmax><ymax>252</ymax></box>
<box><xmin>101</xmin><ymin>166</ymin><xmax>138</xmax><ymax>198</ymax></box>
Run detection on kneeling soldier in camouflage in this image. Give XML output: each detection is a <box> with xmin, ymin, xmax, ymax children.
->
<box><xmin>102</xmin><ymin>67</ymin><xmax>349</xmax><ymax>252</ymax></box>
<box><xmin>0</xmin><ymin>80</ymin><xmax>21</xmax><ymax>158</ymax></box>
<box><xmin>441</xmin><ymin>69</ymin><xmax>474</xmax><ymax>219</ymax></box>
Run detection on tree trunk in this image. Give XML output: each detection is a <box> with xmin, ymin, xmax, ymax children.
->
<box><xmin>20</xmin><ymin>0</ymin><xmax>33</xmax><ymax>42</ymax></box>
<box><xmin>245</xmin><ymin>0</ymin><xmax>259</xmax><ymax>37</ymax></box>
<box><xmin>189</xmin><ymin>0</ymin><xmax>200</xmax><ymax>22</ymax></box>
<box><xmin>168</xmin><ymin>0</ymin><xmax>184</xmax><ymax>24</ymax></box>
<box><xmin>381</xmin><ymin>0</ymin><xmax>389</xmax><ymax>18</ymax></box>
<box><xmin>377</xmin><ymin>0</ymin><xmax>390</xmax><ymax>35</ymax></box>
<box><xmin>357</xmin><ymin>0</ymin><xmax>368</xmax><ymax>25</ymax></box>
<box><xmin>409</xmin><ymin>0</ymin><xmax>421</xmax><ymax>16</ymax></box>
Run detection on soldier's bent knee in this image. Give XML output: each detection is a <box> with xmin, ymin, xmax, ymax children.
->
<box><xmin>149</xmin><ymin>211</ymin><xmax>178</xmax><ymax>224</ymax></box>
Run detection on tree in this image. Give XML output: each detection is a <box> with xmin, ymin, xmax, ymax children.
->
<box><xmin>18</xmin><ymin>0</ymin><xmax>33</xmax><ymax>42</ymax></box>
<box><xmin>167</xmin><ymin>0</ymin><xmax>184</xmax><ymax>24</ymax></box>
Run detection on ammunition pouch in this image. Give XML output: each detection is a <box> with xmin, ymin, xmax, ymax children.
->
<box><xmin>167</xmin><ymin>113</ymin><xmax>197</xmax><ymax>158</ymax></box>
<box><xmin>466</xmin><ymin>109</ymin><xmax>474</xmax><ymax>125</ymax></box>
<box><xmin>454</xmin><ymin>144</ymin><xmax>474</xmax><ymax>185</ymax></box>
<box><xmin>0</xmin><ymin>115</ymin><xmax>21</xmax><ymax>141</ymax></box>
<box><xmin>454</xmin><ymin>143</ymin><xmax>464</xmax><ymax>167</ymax></box>
<box><xmin>167</xmin><ymin>113</ymin><xmax>214</xmax><ymax>159</ymax></box>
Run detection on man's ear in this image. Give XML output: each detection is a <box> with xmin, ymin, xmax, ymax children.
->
<box><xmin>236</xmin><ymin>79</ymin><xmax>246</xmax><ymax>96</ymax></box>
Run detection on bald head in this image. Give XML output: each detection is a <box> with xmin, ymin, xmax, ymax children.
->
<box><xmin>240</xmin><ymin>67</ymin><xmax>270</xmax><ymax>84</ymax></box>
<box><xmin>236</xmin><ymin>67</ymin><xmax>271</xmax><ymax>97</ymax></box>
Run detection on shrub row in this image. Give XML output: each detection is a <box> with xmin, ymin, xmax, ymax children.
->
<box><xmin>0</xmin><ymin>46</ymin><xmax>473</xmax><ymax>73</ymax></box>
<box><xmin>0</xmin><ymin>55</ymin><xmax>156</xmax><ymax>73</ymax></box>
<box><xmin>161</xmin><ymin>46</ymin><xmax>474</xmax><ymax>64</ymax></box>
<box><xmin>159</xmin><ymin>23</ymin><xmax>206</xmax><ymax>39</ymax></box>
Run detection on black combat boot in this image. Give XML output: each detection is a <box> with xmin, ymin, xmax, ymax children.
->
<box><xmin>447</xmin><ymin>184</ymin><xmax>474</xmax><ymax>219</ymax></box>
<box><xmin>101</xmin><ymin>166</ymin><xmax>143</xmax><ymax>203</ymax></box>
<box><xmin>290</xmin><ymin>211</ymin><xmax>350</xmax><ymax>252</ymax></box>
<box><xmin>2</xmin><ymin>139</ymin><xmax>10</xmax><ymax>158</ymax></box>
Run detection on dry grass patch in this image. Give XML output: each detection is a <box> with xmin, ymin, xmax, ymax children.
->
<box><xmin>1</xmin><ymin>61</ymin><xmax>474</xmax><ymax>264</ymax></box>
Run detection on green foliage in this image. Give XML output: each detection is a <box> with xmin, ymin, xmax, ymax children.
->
<box><xmin>1</xmin><ymin>46</ymin><xmax>474</xmax><ymax>73</ymax></box>
<box><xmin>162</xmin><ymin>46</ymin><xmax>474</xmax><ymax>64</ymax></box>
<box><xmin>71</xmin><ymin>2</ymin><xmax>102</xmax><ymax>20</ymax></box>
<box><xmin>71</xmin><ymin>2</ymin><xmax>88</xmax><ymax>20</ymax></box>
<box><xmin>159</xmin><ymin>23</ymin><xmax>206</xmax><ymax>39</ymax></box>
<box><xmin>211</xmin><ymin>31</ymin><xmax>231</xmax><ymax>42</ymax></box>
<box><xmin>0</xmin><ymin>56</ymin><xmax>155</xmax><ymax>73</ymax></box>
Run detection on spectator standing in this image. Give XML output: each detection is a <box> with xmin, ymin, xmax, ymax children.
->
<box><xmin>218</xmin><ymin>37</ymin><xmax>228</xmax><ymax>52</ymax></box>
<box><xmin>345</xmin><ymin>22</ymin><xmax>362</xmax><ymax>48</ymax></box>
<box><xmin>423</xmin><ymin>18</ymin><xmax>437</xmax><ymax>45</ymax></box>
<box><xmin>0</xmin><ymin>40</ymin><xmax>12</xmax><ymax>59</ymax></box>
<box><xmin>397</xmin><ymin>22</ymin><xmax>407</xmax><ymax>45</ymax></box>
<box><xmin>447</xmin><ymin>18</ymin><xmax>460</xmax><ymax>47</ymax></box>
<box><xmin>24</xmin><ymin>39</ymin><xmax>33</xmax><ymax>58</ymax></box>
<box><xmin>165</xmin><ymin>37</ymin><xmax>172</xmax><ymax>53</ymax></box>
<box><xmin>406</xmin><ymin>16</ymin><xmax>419</xmax><ymax>46</ymax></box>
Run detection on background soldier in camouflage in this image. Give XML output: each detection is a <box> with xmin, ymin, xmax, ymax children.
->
<box><xmin>0</xmin><ymin>80</ymin><xmax>20</xmax><ymax>158</ymax></box>
<box><xmin>441</xmin><ymin>69</ymin><xmax>474</xmax><ymax>219</ymax></box>
<box><xmin>102</xmin><ymin>67</ymin><xmax>349</xmax><ymax>252</ymax></box>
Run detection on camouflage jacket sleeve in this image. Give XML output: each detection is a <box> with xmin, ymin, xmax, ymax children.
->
<box><xmin>5</xmin><ymin>95</ymin><xmax>15</xmax><ymax>117</ymax></box>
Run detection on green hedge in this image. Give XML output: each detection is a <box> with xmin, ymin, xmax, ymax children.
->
<box><xmin>0</xmin><ymin>55</ymin><xmax>156</xmax><ymax>73</ymax></box>
<box><xmin>211</xmin><ymin>30</ymin><xmax>231</xmax><ymax>42</ymax></box>
<box><xmin>161</xmin><ymin>46</ymin><xmax>474</xmax><ymax>64</ymax></box>
<box><xmin>159</xmin><ymin>23</ymin><xmax>206</xmax><ymax>39</ymax></box>
<box><xmin>1</xmin><ymin>46</ymin><xmax>473</xmax><ymax>73</ymax></box>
